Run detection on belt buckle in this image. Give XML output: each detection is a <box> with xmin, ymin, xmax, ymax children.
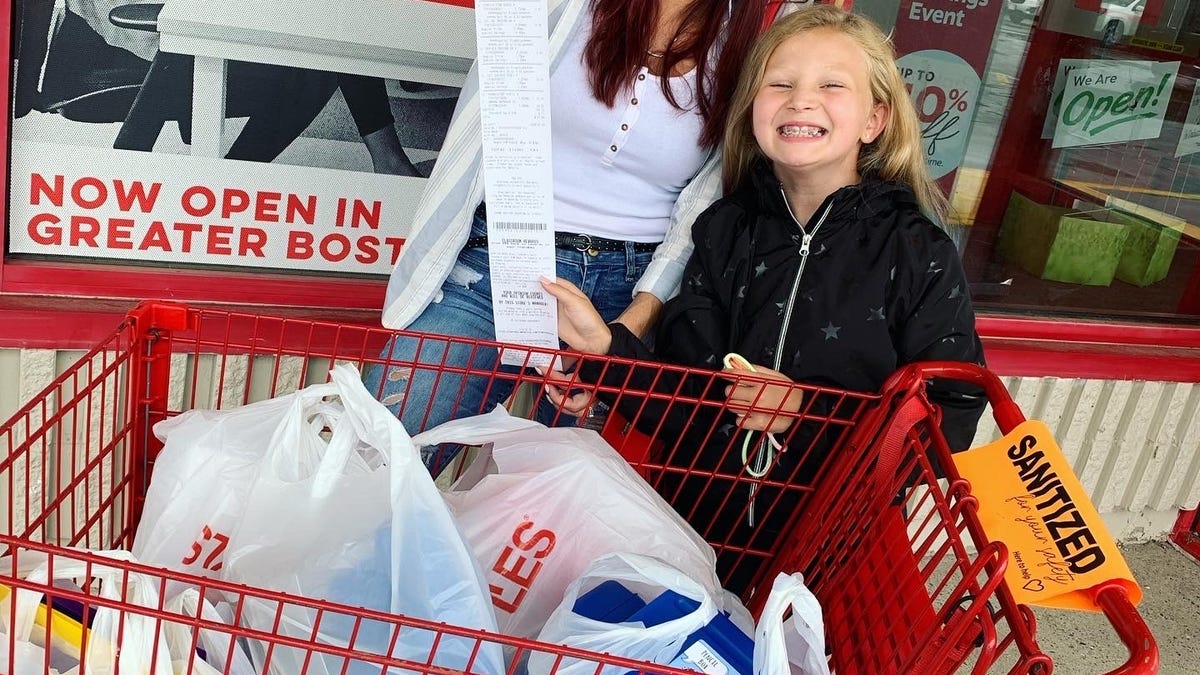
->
<box><xmin>574</xmin><ymin>234</ymin><xmax>599</xmax><ymax>256</ymax></box>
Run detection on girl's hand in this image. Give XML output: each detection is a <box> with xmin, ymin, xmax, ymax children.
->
<box><xmin>539</xmin><ymin>276</ymin><xmax>612</xmax><ymax>354</ymax></box>
<box><xmin>723</xmin><ymin>362</ymin><xmax>803</xmax><ymax>433</ymax></box>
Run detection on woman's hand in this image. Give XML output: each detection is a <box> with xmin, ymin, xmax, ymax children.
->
<box><xmin>723</xmin><ymin>362</ymin><xmax>803</xmax><ymax>433</ymax></box>
<box><xmin>537</xmin><ymin>363</ymin><xmax>594</xmax><ymax>416</ymax></box>
<box><xmin>539</xmin><ymin>276</ymin><xmax>612</xmax><ymax>354</ymax></box>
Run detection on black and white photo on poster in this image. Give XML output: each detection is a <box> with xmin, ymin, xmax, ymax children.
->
<box><xmin>7</xmin><ymin>0</ymin><xmax>472</xmax><ymax>275</ymax></box>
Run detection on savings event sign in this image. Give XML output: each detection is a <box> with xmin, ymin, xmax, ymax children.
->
<box><xmin>9</xmin><ymin>142</ymin><xmax>421</xmax><ymax>275</ymax></box>
<box><xmin>891</xmin><ymin>0</ymin><xmax>1004</xmax><ymax>187</ymax></box>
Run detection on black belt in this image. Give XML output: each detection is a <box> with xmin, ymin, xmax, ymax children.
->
<box><xmin>465</xmin><ymin>232</ymin><xmax>659</xmax><ymax>254</ymax></box>
<box><xmin>467</xmin><ymin>203</ymin><xmax>659</xmax><ymax>254</ymax></box>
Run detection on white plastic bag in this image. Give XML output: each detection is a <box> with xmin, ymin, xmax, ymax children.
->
<box><xmin>135</xmin><ymin>365</ymin><xmax>502</xmax><ymax>675</ymax></box>
<box><xmin>529</xmin><ymin>553</ymin><xmax>719</xmax><ymax>675</ymax></box>
<box><xmin>219</xmin><ymin>367</ymin><xmax>391</xmax><ymax>592</ymax></box>
<box><xmin>420</xmin><ymin>408</ymin><xmax>722</xmax><ymax>639</ymax></box>
<box><xmin>1</xmin><ymin>550</ymin><xmax>261</xmax><ymax>675</ymax></box>
<box><xmin>1</xmin><ymin>549</ymin><xmax>172</xmax><ymax>675</ymax></box>
<box><xmin>0</xmin><ymin>575</ymin><xmax>79</xmax><ymax>675</ymax></box>
<box><xmin>132</xmin><ymin>389</ymin><xmax>341</xmax><ymax>578</ymax></box>
<box><xmin>162</xmin><ymin>588</ymin><xmax>256</xmax><ymax>675</ymax></box>
<box><xmin>753</xmin><ymin>573</ymin><xmax>830</xmax><ymax>675</ymax></box>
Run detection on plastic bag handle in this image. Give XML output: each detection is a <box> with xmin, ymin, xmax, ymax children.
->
<box><xmin>753</xmin><ymin>573</ymin><xmax>829</xmax><ymax>675</ymax></box>
<box><xmin>164</xmin><ymin>588</ymin><xmax>256</xmax><ymax>675</ymax></box>
<box><xmin>9</xmin><ymin>550</ymin><xmax>134</xmax><ymax>645</ymax></box>
<box><xmin>326</xmin><ymin>363</ymin><xmax>420</xmax><ymax>468</ymax></box>
<box><xmin>409</xmin><ymin>406</ymin><xmax>543</xmax><ymax>450</ymax></box>
<box><xmin>545</xmin><ymin>553</ymin><xmax>718</xmax><ymax>667</ymax></box>
<box><xmin>259</xmin><ymin>380</ymin><xmax>343</xmax><ymax>479</ymax></box>
<box><xmin>307</xmin><ymin>364</ymin><xmax>423</xmax><ymax>497</ymax></box>
<box><xmin>259</xmin><ymin>367</ymin><xmax>386</xmax><ymax>497</ymax></box>
<box><xmin>12</xmin><ymin>550</ymin><xmax>174</xmax><ymax>675</ymax></box>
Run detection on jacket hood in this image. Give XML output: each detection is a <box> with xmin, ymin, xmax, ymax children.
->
<box><xmin>741</xmin><ymin>159</ymin><xmax>921</xmax><ymax>234</ymax></box>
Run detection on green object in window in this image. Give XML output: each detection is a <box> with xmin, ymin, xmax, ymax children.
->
<box><xmin>1110</xmin><ymin>209</ymin><xmax>1183</xmax><ymax>287</ymax></box>
<box><xmin>999</xmin><ymin>192</ymin><xmax>1131</xmax><ymax>286</ymax></box>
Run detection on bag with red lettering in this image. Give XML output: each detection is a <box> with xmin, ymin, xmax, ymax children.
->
<box><xmin>133</xmin><ymin>365</ymin><xmax>503</xmax><ymax>675</ymax></box>
<box><xmin>417</xmin><ymin>407</ymin><xmax>723</xmax><ymax>640</ymax></box>
<box><xmin>132</xmin><ymin>382</ymin><xmax>326</xmax><ymax>580</ymax></box>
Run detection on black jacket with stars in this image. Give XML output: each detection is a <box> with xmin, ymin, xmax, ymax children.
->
<box><xmin>583</xmin><ymin>161</ymin><xmax>986</xmax><ymax>452</ymax></box>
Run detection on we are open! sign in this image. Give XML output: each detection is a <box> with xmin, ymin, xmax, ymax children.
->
<box><xmin>1051</xmin><ymin>59</ymin><xmax>1179</xmax><ymax>149</ymax></box>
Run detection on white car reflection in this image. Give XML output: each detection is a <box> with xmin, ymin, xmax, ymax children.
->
<box><xmin>1005</xmin><ymin>0</ymin><xmax>1042</xmax><ymax>23</ymax></box>
<box><xmin>1005</xmin><ymin>0</ymin><xmax>1146</xmax><ymax>45</ymax></box>
<box><xmin>1096</xmin><ymin>0</ymin><xmax>1145</xmax><ymax>45</ymax></box>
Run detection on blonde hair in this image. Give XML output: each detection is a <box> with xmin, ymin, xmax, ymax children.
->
<box><xmin>722</xmin><ymin>5</ymin><xmax>949</xmax><ymax>224</ymax></box>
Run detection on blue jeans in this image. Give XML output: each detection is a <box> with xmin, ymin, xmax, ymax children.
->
<box><xmin>365</xmin><ymin>216</ymin><xmax>653</xmax><ymax>474</ymax></box>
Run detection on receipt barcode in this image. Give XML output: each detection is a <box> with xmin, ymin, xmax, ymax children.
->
<box><xmin>492</xmin><ymin>221</ymin><xmax>548</xmax><ymax>231</ymax></box>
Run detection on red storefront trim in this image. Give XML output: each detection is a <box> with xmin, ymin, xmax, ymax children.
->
<box><xmin>0</xmin><ymin>296</ymin><xmax>381</xmax><ymax>349</ymax></box>
<box><xmin>0</xmin><ymin>260</ymin><xmax>386</xmax><ymax>310</ymax></box>
<box><xmin>978</xmin><ymin>316</ymin><xmax>1200</xmax><ymax>382</ymax></box>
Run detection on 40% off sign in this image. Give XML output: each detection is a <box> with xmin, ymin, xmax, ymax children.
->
<box><xmin>896</xmin><ymin>49</ymin><xmax>982</xmax><ymax>179</ymax></box>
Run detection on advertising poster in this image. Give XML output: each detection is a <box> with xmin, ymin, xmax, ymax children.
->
<box><xmin>7</xmin><ymin>0</ymin><xmax>474</xmax><ymax>276</ymax></box>
<box><xmin>1175</xmin><ymin>83</ymin><xmax>1200</xmax><ymax>158</ymax></box>
<box><xmin>891</xmin><ymin>0</ymin><xmax>1005</xmax><ymax>189</ymax></box>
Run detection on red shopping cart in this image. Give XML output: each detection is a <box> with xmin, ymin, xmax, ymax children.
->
<box><xmin>0</xmin><ymin>301</ymin><xmax>1155</xmax><ymax>674</ymax></box>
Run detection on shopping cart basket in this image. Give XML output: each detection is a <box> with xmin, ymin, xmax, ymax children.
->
<box><xmin>0</xmin><ymin>301</ymin><xmax>1155</xmax><ymax>674</ymax></box>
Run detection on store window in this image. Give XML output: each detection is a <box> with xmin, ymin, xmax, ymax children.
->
<box><xmin>934</xmin><ymin>0</ymin><xmax>1198</xmax><ymax>322</ymax></box>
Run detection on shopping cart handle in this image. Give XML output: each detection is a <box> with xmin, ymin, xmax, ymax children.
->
<box><xmin>1092</xmin><ymin>581</ymin><xmax>1160</xmax><ymax>675</ymax></box>
<box><xmin>887</xmin><ymin>361</ymin><xmax>1026</xmax><ymax>434</ymax></box>
<box><xmin>891</xmin><ymin>364</ymin><xmax>1161</xmax><ymax>672</ymax></box>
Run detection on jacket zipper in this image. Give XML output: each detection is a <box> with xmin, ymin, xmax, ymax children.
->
<box><xmin>745</xmin><ymin>190</ymin><xmax>832</xmax><ymax>527</ymax></box>
<box><xmin>772</xmin><ymin>192</ymin><xmax>831</xmax><ymax>371</ymax></box>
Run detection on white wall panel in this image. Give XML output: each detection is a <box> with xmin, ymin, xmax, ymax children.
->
<box><xmin>971</xmin><ymin>375</ymin><xmax>1200</xmax><ymax>540</ymax></box>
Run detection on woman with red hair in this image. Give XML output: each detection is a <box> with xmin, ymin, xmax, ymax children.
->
<box><xmin>372</xmin><ymin>0</ymin><xmax>770</xmax><ymax>473</ymax></box>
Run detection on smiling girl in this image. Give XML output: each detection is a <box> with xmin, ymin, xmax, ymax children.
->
<box><xmin>542</xmin><ymin>4</ymin><xmax>986</xmax><ymax>591</ymax></box>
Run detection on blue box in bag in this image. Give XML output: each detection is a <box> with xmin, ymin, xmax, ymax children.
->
<box><xmin>572</xmin><ymin>582</ymin><xmax>753</xmax><ymax>675</ymax></box>
<box><xmin>573</xmin><ymin>580</ymin><xmax>649</xmax><ymax>622</ymax></box>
